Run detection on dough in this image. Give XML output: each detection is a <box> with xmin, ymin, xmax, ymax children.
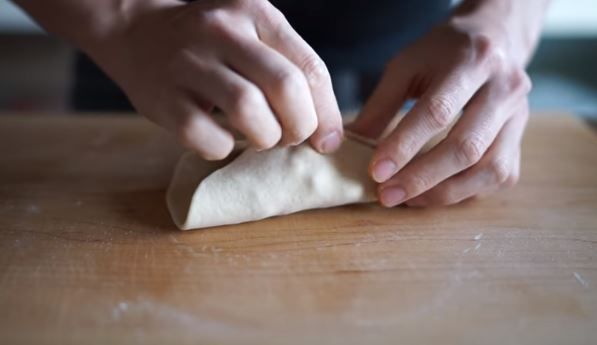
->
<box><xmin>166</xmin><ymin>137</ymin><xmax>376</xmax><ymax>230</ymax></box>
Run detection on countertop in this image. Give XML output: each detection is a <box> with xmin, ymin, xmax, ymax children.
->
<box><xmin>0</xmin><ymin>112</ymin><xmax>596</xmax><ymax>344</ymax></box>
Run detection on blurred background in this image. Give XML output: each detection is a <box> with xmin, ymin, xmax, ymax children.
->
<box><xmin>1</xmin><ymin>0</ymin><xmax>596</xmax><ymax>118</ymax></box>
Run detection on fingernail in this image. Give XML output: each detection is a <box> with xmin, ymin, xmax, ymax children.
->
<box><xmin>380</xmin><ymin>186</ymin><xmax>406</xmax><ymax>207</ymax></box>
<box><xmin>372</xmin><ymin>159</ymin><xmax>397</xmax><ymax>183</ymax></box>
<box><xmin>319</xmin><ymin>130</ymin><xmax>342</xmax><ymax>153</ymax></box>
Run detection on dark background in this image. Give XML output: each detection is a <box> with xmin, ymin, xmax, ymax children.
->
<box><xmin>1</xmin><ymin>0</ymin><xmax>596</xmax><ymax>120</ymax></box>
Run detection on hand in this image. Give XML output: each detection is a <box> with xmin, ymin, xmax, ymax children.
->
<box><xmin>349</xmin><ymin>1</ymin><xmax>545</xmax><ymax>207</ymax></box>
<box><xmin>87</xmin><ymin>0</ymin><xmax>343</xmax><ymax>159</ymax></box>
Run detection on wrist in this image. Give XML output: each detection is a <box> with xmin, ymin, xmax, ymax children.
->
<box><xmin>80</xmin><ymin>0</ymin><xmax>182</xmax><ymax>94</ymax></box>
<box><xmin>450</xmin><ymin>0</ymin><xmax>549</xmax><ymax>66</ymax></box>
<box><xmin>80</xmin><ymin>0</ymin><xmax>176</xmax><ymax>55</ymax></box>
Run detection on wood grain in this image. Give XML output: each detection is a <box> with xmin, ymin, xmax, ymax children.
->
<box><xmin>0</xmin><ymin>113</ymin><xmax>596</xmax><ymax>345</ymax></box>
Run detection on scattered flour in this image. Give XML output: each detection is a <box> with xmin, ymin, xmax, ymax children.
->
<box><xmin>26</xmin><ymin>205</ymin><xmax>40</xmax><ymax>214</ymax></box>
<box><xmin>573</xmin><ymin>272</ymin><xmax>589</xmax><ymax>288</ymax></box>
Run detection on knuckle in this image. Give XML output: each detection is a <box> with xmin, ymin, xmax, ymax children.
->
<box><xmin>507</xmin><ymin>68</ymin><xmax>532</xmax><ymax>94</ymax></box>
<box><xmin>426</xmin><ymin>96</ymin><xmax>455</xmax><ymax>129</ymax></box>
<box><xmin>397</xmin><ymin>135</ymin><xmax>418</xmax><ymax>159</ymax></box>
<box><xmin>259</xmin><ymin>6</ymin><xmax>292</xmax><ymax>41</ymax></box>
<box><xmin>236</xmin><ymin>0</ymin><xmax>255</xmax><ymax>6</ymax></box>
<box><xmin>256</xmin><ymin>0</ymin><xmax>283</xmax><ymax>22</ymax></box>
<box><xmin>468</xmin><ymin>33</ymin><xmax>506</xmax><ymax>71</ymax></box>
<box><xmin>299</xmin><ymin>54</ymin><xmax>330</xmax><ymax>87</ymax></box>
<box><xmin>230</xmin><ymin>86</ymin><xmax>263</xmax><ymax>119</ymax></box>
<box><xmin>271</xmin><ymin>67</ymin><xmax>305</xmax><ymax>95</ymax></box>
<box><xmin>406</xmin><ymin>175</ymin><xmax>429</xmax><ymax>195</ymax></box>
<box><xmin>494</xmin><ymin>68</ymin><xmax>532</xmax><ymax>96</ymax></box>
<box><xmin>241</xmin><ymin>0</ymin><xmax>270</xmax><ymax>11</ymax></box>
<box><xmin>384</xmin><ymin>133</ymin><xmax>417</xmax><ymax>162</ymax></box>
<box><xmin>455</xmin><ymin>134</ymin><xmax>486</xmax><ymax>166</ymax></box>
<box><xmin>200</xmin><ymin>8</ymin><xmax>229</xmax><ymax>31</ymax></box>
<box><xmin>471</xmin><ymin>33</ymin><xmax>493</xmax><ymax>59</ymax></box>
<box><xmin>487</xmin><ymin>158</ymin><xmax>511</xmax><ymax>185</ymax></box>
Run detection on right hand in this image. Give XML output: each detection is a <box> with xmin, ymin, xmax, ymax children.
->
<box><xmin>87</xmin><ymin>0</ymin><xmax>343</xmax><ymax>159</ymax></box>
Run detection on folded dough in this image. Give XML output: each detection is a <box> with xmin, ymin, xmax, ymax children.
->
<box><xmin>166</xmin><ymin>138</ymin><xmax>376</xmax><ymax>230</ymax></box>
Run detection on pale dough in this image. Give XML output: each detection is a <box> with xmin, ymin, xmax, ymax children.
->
<box><xmin>166</xmin><ymin>138</ymin><xmax>376</xmax><ymax>230</ymax></box>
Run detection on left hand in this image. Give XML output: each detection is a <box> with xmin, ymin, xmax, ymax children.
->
<box><xmin>349</xmin><ymin>4</ymin><xmax>540</xmax><ymax>207</ymax></box>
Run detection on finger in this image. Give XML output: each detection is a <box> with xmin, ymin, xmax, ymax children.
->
<box><xmin>255</xmin><ymin>6</ymin><xmax>343</xmax><ymax>153</ymax></box>
<box><xmin>371</xmin><ymin>66</ymin><xmax>487</xmax><ymax>183</ymax></box>
<box><xmin>348</xmin><ymin>56</ymin><xmax>414</xmax><ymax>139</ymax></box>
<box><xmin>169</xmin><ymin>95</ymin><xmax>235</xmax><ymax>160</ymax></box>
<box><xmin>407</xmin><ymin>104</ymin><xmax>528</xmax><ymax>207</ymax></box>
<box><xmin>222</xmin><ymin>38</ymin><xmax>318</xmax><ymax>146</ymax></box>
<box><xmin>377</xmin><ymin>76</ymin><xmax>524</xmax><ymax>207</ymax></box>
<box><xmin>176</xmin><ymin>52</ymin><xmax>282</xmax><ymax>150</ymax></box>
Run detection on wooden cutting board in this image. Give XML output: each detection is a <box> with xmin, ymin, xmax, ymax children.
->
<box><xmin>0</xmin><ymin>112</ymin><xmax>596</xmax><ymax>344</ymax></box>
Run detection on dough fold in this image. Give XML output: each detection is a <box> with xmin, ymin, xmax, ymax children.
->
<box><xmin>166</xmin><ymin>138</ymin><xmax>376</xmax><ymax>230</ymax></box>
